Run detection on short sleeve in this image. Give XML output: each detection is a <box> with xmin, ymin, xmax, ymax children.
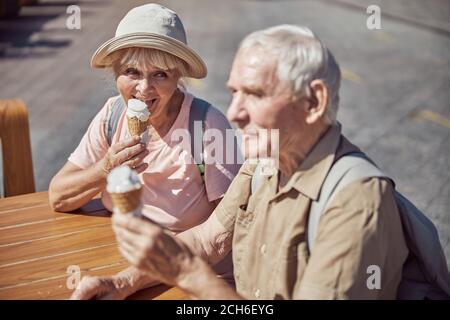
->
<box><xmin>294</xmin><ymin>177</ymin><xmax>408</xmax><ymax>300</ymax></box>
<box><xmin>67</xmin><ymin>97</ymin><xmax>115</xmax><ymax>169</ymax></box>
<box><xmin>203</xmin><ymin>105</ymin><xmax>242</xmax><ymax>202</ymax></box>
<box><xmin>214</xmin><ymin>160</ymin><xmax>257</xmax><ymax>231</ymax></box>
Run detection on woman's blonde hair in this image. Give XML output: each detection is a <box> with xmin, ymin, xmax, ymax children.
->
<box><xmin>108</xmin><ymin>47</ymin><xmax>190</xmax><ymax>86</ymax></box>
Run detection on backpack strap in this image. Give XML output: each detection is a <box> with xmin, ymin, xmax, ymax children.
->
<box><xmin>104</xmin><ymin>96</ymin><xmax>126</xmax><ymax>146</ymax></box>
<box><xmin>307</xmin><ymin>152</ymin><xmax>388</xmax><ymax>252</ymax></box>
<box><xmin>188</xmin><ymin>97</ymin><xmax>210</xmax><ymax>182</ymax></box>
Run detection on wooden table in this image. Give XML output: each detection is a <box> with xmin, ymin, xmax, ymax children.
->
<box><xmin>0</xmin><ymin>192</ymin><xmax>188</xmax><ymax>300</ymax></box>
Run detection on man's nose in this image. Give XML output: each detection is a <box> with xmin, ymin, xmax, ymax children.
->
<box><xmin>227</xmin><ymin>93</ymin><xmax>249</xmax><ymax>124</ymax></box>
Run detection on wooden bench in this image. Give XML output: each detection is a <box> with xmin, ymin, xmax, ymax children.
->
<box><xmin>0</xmin><ymin>99</ymin><xmax>35</xmax><ymax>196</ymax></box>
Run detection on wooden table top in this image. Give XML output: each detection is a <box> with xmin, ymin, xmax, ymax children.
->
<box><xmin>0</xmin><ymin>192</ymin><xmax>188</xmax><ymax>300</ymax></box>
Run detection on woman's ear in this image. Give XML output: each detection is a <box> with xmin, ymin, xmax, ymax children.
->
<box><xmin>305</xmin><ymin>79</ymin><xmax>329</xmax><ymax>124</ymax></box>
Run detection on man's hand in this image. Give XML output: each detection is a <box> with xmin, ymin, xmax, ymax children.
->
<box><xmin>70</xmin><ymin>275</ymin><xmax>130</xmax><ymax>300</ymax></box>
<box><xmin>112</xmin><ymin>213</ymin><xmax>197</xmax><ymax>286</ymax></box>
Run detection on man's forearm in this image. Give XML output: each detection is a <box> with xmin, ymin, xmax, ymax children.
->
<box><xmin>113</xmin><ymin>266</ymin><xmax>160</xmax><ymax>298</ymax></box>
<box><xmin>177</xmin><ymin>257</ymin><xmax>242</xmax><ymax>300</ymax></box>
<box><xmin>177</xmin><ymin>213</ymin><xmax>233</xmax><ymax>266</ymax></box>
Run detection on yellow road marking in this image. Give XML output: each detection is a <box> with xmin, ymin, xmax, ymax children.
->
<box><xmin>411</xmin><ymin>110</ymin><xmax>450</xmax><ymax>129</ymax></box>
<box><xmin>374</xmin><ymin>31</ymin><xmax>396</xmax><ymax>43</ymax></box>
<box><xmin>341</xmin><ymin>68</ymin><xmax>364</xmax><ymax>84</ymax></box>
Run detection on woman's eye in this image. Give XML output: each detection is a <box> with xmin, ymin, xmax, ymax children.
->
<box><xmin>125</xmin><ymin>68</ymin><xmax>139</xmax><ymax>75</ymax></box>
<box><xmin>153</xmin><ymin>71</ymin><xmax>167</xmax><ymax>79</ymax></box>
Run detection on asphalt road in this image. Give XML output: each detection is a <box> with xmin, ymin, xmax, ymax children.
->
<box><xmin>1</xmin><ymin>0</ymin><xmax>449</xmax><ymax>267</ymax></box>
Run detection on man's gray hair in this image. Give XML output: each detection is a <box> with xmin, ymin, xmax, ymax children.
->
<box><xmin>239</xmin><ymin>25</ymin><xmax>341</xmax><ymax>124</ymax></box>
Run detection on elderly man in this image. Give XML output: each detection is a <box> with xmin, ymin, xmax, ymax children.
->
<box><xmin>109</xmin><ymin>25</ymin><xmax>409</xmax><ymax>300</ymax></box>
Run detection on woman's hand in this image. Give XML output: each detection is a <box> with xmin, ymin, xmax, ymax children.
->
<box><xmin>112</xmin><ymin>213</ymin><xmax>197</xmax><ymax>286</ymax></box>
<box><xmin>100</xmin><ymin>136</ymin><xmax>149</xmax><ymax>175</ymax></box>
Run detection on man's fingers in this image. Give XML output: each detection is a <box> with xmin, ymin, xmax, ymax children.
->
<box><xmin>113</xmin><ymin>212</ymin><xmax>159</xmax><ymax>235</ymax></box>
<box><xmin>117</xmin><ymin>241</ymin><xmax>140</xmax><ymax>267</ymax></box>
<box><xmin>70</xmin><ymin>277</ymin><xmax>100</xmax><ymax>300</ymax></box>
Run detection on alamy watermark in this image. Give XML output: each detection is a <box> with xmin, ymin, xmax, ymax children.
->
<box><xmin>366</xmin><ymin>5</ymin><xmax>382</xmax><ymax>30</ymax></box>
<box><xmin>66</xmin><ymin>5</ymin><xmax>81</xmax><ymax>30</ymax></box>
<box><xmin>366</xmin><ymin>265</ymin><xmax>381</xmax><ymax>290</ymax></box>
<box><xmin>136</xmin><ymin>123</ymin><xmax>281</xmax><ymax>176</ymax></box>
<box><xmin>66</xmin><ymin>265</ymin><xmax>81</xmax><ymax>290</ymax></box>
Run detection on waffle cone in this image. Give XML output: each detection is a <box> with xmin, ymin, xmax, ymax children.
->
<box><xmin>109</xmin><ymin>187</ymin><xmax>142</xmax><ymax>214</ymax></box>
<box><xmin>127</xmin><ymin>116</ymin><xmax>148</xmax><ymax>136</ymax></box>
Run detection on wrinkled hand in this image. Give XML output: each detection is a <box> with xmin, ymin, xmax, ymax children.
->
<box><xmin>112</xmin><ymin>213</ymin><xmax>196</xmax><ymax>286</ymax></box>
<box><xmin>70</xmin><ymin>275</ymin><xmax>130</xmax><ymax>300</ymax></box>
<box><xmin>100</xmin><ymin>136</ymin><xmax>149</xmax><ymax>174</ymax></box>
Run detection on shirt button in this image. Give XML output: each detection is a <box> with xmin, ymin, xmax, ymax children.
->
<box><xmin>254</xmin><ymin>289</ymin><xmax>261</xmax><ymax>299</ymax></box>
<box><xmin>260</xmin><ymin>244</ymin><xmax>267</xmax><ymax>255</ymax></box>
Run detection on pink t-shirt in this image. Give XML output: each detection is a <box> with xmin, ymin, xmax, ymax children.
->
<box><xmin>68</xmin><ymin>91</ymin><xmax>241</xmax><ymax>233</ymax></box>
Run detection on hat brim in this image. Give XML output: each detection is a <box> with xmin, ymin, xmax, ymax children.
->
<box><xmin>90</xmin><ymin>32</ymin><xmax>207</xmax><ymax>79</ymax></box>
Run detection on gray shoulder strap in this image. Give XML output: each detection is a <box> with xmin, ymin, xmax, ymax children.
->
<box><xmin>105</xmin><ymin>96</ymin><xmax>126</xmax><ymax>146</ymax></box>
<box><xmin>307</xmin><ymin>152</ymin><xmax>388</xmax><ymax>252</ymax></box>
<box><xmin>189</xmin><ymin>97</ymin><xmax>210</xmax><ymax>165</ymax></box>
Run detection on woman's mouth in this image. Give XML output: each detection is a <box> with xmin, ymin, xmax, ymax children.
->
<box><xmin>144</xmin><ymin>99</ymin><xmax>157</xmax><ymax>108</ymax></box>
<box><xmin>132</xmin><ymin>96</ymin><xmax>158</xmax><ymax>109</ymax></box>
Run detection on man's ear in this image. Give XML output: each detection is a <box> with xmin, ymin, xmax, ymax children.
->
<box><xmin>305</xmin><ymin>79</ymin><xmax>329</xmax><ymax>124</ymax></box>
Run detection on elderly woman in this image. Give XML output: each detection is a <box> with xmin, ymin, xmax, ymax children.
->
<box><xmin>49</xmin><ymin>4</ymin><xmax>239</xmax><ymax>299</ymax></box>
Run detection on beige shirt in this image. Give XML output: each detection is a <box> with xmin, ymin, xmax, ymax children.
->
<box><xmin>215</xmin><ymin>124</ymin><xmax>409</xmax><ymax>299</ymax></box>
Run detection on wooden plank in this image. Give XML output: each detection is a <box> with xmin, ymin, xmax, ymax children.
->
<box><xmin>0</xmin><ymin>224</ymin><xmax>115</xmax><ymax>265</ymax></box>
<box><xmin>0</xmin><ymin>205</ymin><xmax>74</xmax><ymax>228</ymax></box>
<box><xmin>0</xmin><ymin>211</ymin><xmax>110</xmax><ymax>245</ymax></box>
<box><xmin>0</xmin><ymin>264</ymin><xmax>188</xmax><ymax>300</ymax></box>
<box><xmin>0</xmin><ymin>198</ymin><xmax>109</xmax><ymax>228</ymax></box>
<box><xmin>0</xmin><ymin>243</ymin><xmax>123</xmax><ymax>288</ymax></box>
<box><xmin>0</xmin><ymin>191</ymin><xmax>48</xmax><ymax>212</ymax></box>
<box><xmin>0</xmin><ymin>263</ymin><xmax>128</xmax><ymax>300</ymax></box>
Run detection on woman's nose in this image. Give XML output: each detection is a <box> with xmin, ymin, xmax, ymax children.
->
<box><xmin>136</xmin><ymin>78</ymin><xmax>154</xmax><ymax>95</ymax></box>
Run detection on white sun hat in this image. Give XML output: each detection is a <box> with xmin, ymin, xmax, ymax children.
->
<box><xmin>90</xmin><ymin>3</ymin><xmax>207</xmax><ymax>78</ymax></box>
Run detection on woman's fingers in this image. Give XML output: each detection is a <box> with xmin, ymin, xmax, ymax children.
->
<box><xmin>122</xmin><ymin>149</ymin><xmax>149</xmax><ymax>168</ymax></box>
<box><xmin>111</xmin><ymin>136</ymin><xmax>141</xmax><ymax>153</ymax></box>
<box><xmin>133</xmin><ymin>162</ymin><xmax>148</xmax><ymax>174</ymax></box>
<box><xmin>116</xmin><ymin>143</ymin><xmax>147</xmax><ymax>164</ymax></box>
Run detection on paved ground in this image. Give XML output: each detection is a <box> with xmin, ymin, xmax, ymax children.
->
<box><xmin>1</xmin><ymin>0</ymin><xmax>449</xmax><ymax>267</ymax></box>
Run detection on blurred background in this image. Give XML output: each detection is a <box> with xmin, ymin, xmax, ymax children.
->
<box><xmin>0</xmin><ymin>0</ymin><xmax>449</xmax><ymax>266</ymax></box>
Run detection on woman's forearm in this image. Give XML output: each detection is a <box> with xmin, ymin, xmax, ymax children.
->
<box><xmin>49</xmin><ymin>161</ymin><xmax>107</xmax><ymax>212</ymax></box>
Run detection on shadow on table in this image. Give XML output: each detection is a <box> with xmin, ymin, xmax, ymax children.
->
<box><xmin>68</xmin><ymin>198</ymin><xmax>111</xmax><ymax>217</ymax></box>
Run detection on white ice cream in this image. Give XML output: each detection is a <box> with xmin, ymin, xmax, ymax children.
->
<box><xmin>106</xmin><ymin>165</ymin><xmax>141</xmax><ymax>193</ymax></box>
<box><xmin>127</xmin><ymin>99</ymin><xmax>150</xmax><ymax>122</ymax></box>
